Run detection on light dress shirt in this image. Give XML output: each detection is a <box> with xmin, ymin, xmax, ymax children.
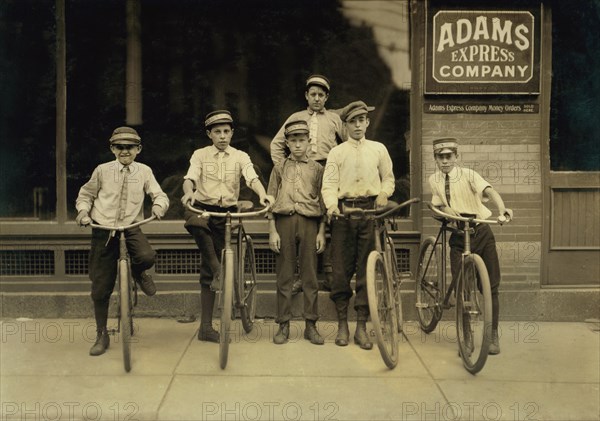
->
<box><xmin>184</xmin><ymin>145</ymin><xmax>259</xmax><ymax>207</ymax></box>
<box><xmin>321</xmin><ymin>137</ymin><xmax>395</xmax><ymax>212</ymax></box>
<box><xmin>428</xmin><ymin>166</ymin><xmax>492</xmax><ymax>219</ymax></box>
<box><xmin>267</xmin><ymin>156</ymin><xmax>324</xmax><ymax>218</ymax></box>
<box><xmin>76</xmin><ymin>160</ymin><xmax>169</xmax><ymax>226</ymax></box>
<box><xmin>270</xmin><ymin>108</ymin><xmax>343</xmax><ymax>164</ymax></box>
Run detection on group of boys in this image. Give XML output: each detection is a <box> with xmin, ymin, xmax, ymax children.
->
<box><xmin>76</xmin><ymin>74</ymin><xmax>511</xmax><ymax>358</ymax></box>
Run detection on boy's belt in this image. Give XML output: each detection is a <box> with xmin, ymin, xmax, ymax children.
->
<box><xmin>339</xmin><ymin>196</ymin><xmax>376</xmax><ymax>209</ymax></box>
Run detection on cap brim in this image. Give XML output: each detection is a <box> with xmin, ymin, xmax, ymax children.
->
<box><xmin>286</xmin><ymin>130</ymin><xmax>309</xmax><ymax>136</ymax></box>
<box><xmin>434</xmin><ymin>148</ymin><xmax>454</xmax><ymax>155</ymax></box>
<box><xmin>111</xmin><ymin>139</ymin><xmax>140</xmax><ymax>145</ymax></box>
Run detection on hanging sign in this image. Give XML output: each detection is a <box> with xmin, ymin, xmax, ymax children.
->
<box><xmin>425</xmin><ymin>9</ymin><xmax>540</xmax><ymax>95</ymax></box>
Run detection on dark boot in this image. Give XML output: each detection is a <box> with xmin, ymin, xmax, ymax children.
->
<box><xmin>273</xmin><ymin>321</ymin><xmax>290</xmax><ymax>345</ymax></box>
<box><xmin>89</xmin><ymin>330</ymin><xmax>110</xmax><ymax>356</ymax></box>
<box><xmin>354</xmin><ymin>320</ymin><xmax>373</xmax><ymax>350</ymax></box>
<box><xmin>134</xmin><ymin>271</ymin><xmax>156</xmax><ymax>296</ymax></box>
<box><xmin>335</xmin><ymin>301</ymin><xmax>349</xmax><ymax>346</ymax></box>
<box><xmin>304</xmin><ymin>320</ymin><xmax>324</xmax><ymax>345</ymax></box>
<box><xmin>488</xmin><ymin>329</ymin><xmax>500</xmax><ymax>355</ymax></box>
<box><xmin>198</xmin><ymin>285</ymin><xmax>219</xmax><ymax>343</ymax></box>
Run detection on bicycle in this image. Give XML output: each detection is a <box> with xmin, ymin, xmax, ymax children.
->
<box><xmin>186</xmin><ymin>201</ymin><xmax>269</xmax><ymax>369</ymax></box>
<box><xmin>88</xmin><ymin>216</ymin><xmax>156</xmax><ymax>373</ymax></box>
<box><xmin>415</xmin><ymin>203</ymin><xmax>509</xmax><ymax>374</ymax></box>
<box><xmin>340</xmin><ymin>198</ymin><xmax>420</xmax><ymax>369</ymax></box>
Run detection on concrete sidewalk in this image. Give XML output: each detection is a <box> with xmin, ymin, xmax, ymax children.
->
<box><xmin>1</xmin><ymin>318</ymin><xmax>599</xmax><ymax>421</ymax></box>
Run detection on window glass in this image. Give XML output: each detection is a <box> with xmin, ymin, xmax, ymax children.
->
<box><xmin>550</xmin><ymin>1</ymin><xmax>600</xmax><ymax>171</ymax></box>
<box><xmin>0</xmin><ymin>0</ymin><xmax>56</xmax><ymax>220</ymax></box>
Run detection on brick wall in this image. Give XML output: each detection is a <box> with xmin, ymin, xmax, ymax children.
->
<box><xmin>420</xmin><ymin>113</ymin><xmax>542</xmax><ymax>289</ymax></box>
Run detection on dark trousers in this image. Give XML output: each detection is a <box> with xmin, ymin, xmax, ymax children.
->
<box><xmin>185</xmin><ymin>203</ymin><xmax>235</xmax><ymax>286</ymax></box>
<box><xmin>275</xmin><ymin>214</ymin><xmax>319</xmax><ymax>323</ymax></box>
<box><xmin>449</xmin><ymin>223</ymin><xmax>501</xmax><ymax>330</ymax></box>
<box><xmin>88</xmin><ymin>226</ymin><xmax>155</xmax><ymax>332</ymax></box>
<box><xmin>329</xmin><ymin>214</ymin><xmax>375</xmax><ymax>320</ymax></box>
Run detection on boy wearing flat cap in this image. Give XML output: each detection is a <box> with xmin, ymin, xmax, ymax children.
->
<box><xmin>322</xmin><ymin>101</ymin><xmax>395</xmax><ymax>350</ymax></box>
<box><xmin>267</xmin><ymin>120</ymin><xmax>326</xmax><ymax>345</ymax></box>
<box><xmin>75</xmin><ymin>126</ymin><xmax>169</xmax><ymax>356</ymax></box>
<box><xmin>181</xmin><ymin>110</ymin><xmax>272</xmax><ymax>343</ymax></box>
<box><xmin>428</xmin><ymin>137</ymin><xmax>513</xmax><ymax>354</ymax></box>
<box><xmin>271</xmin><ymin>74</ymin><xmax>343</xmax><ymax>294</ymax></box>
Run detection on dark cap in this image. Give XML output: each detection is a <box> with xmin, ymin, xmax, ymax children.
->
<box><xmin>306</xmin><ymin>74</ymin><xmax>331</xmax><ymax>92</ymax></box>
<box><xmin>109</xmin><ymin>127</ymin><xmax>141</xmax><ymax>145</ymax></box>
<box><xmin>339</xmin><ymin>100</ymin><xmax>375</xmax><ymax>122</ymax></box>
<box><xmin>284</xmin><ymin>120</ymin><xmax>309</xmax><ymax>137</ymax></box>
<box><xmin>205</xmin><ymin>110</ymin><xmax>233</xmax><ymax>128</ymax></box>
<box><xmin>432</xmin><ymin>137</ymin><xmax>459</xmax><ymax>154</ymax></box>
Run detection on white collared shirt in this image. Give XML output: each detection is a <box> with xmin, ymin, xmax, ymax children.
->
<box><xmin>428</xmin><ymin>166</ymin><xmax>492</xmax><ymax>219</ymax></box>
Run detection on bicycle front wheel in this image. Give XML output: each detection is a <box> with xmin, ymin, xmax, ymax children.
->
<box><xmin>415</xmin><ymin>236</ymin><xmax>443</xmax><ymax>333</ymax></box>
<box><xmin>236</xmin><ymin>233</ymin><xmax>257</xmax><ymax>333</ymax></box>
<box><xmin>366</xmin><ymin>251</ymin><xmax>398</xmax><ymax>369</ymax></box>
<box><xmin>118</xmin><ymin>260</ymin><xmax>132</xmax><ymax>372</ymax></box>
<box><xmin>456</xmin><ymin>254</ymin><xmax>492</xmax><ymax>375</ymax></box>
<box><xmin>219</xmin><ymin>249</ymin><xmax>234</xmax><ymax>369</ymax></box>
<box><xmin>385</xmin><ymin>235</ymin><xmax>403</xmax><ymax>333</ymax></box>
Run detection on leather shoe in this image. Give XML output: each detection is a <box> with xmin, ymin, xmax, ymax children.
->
<box><xmin>198</xmin><ymin>324</ymin><xmax>220</xmax><ymax>343</ymax></box>
<box><xmin>304</xmin><ymin>320</ymin><xmax>324</xmax><ymax>345</ymax></box>
<box><xmin>291</xmin><ymin>279</ymin><xmax>302</xmax><ymax>296</ymax></box>
<box><xmin>273</xmin><ymin>322</ymin><xmax>290</xmax><ymax>344</ymax></box>
<box><xmin>89</xmin><ymin>330</ymin><xmax>110</xmax><ymax>356</ymax></box>
<box><xmin>488</xmin><ymin>329</ymin><xmax>500</xmax><ymax>355</ymax></box>
<box><xmin>335</xmin><ymin>320</ymin><xmax>349</xmax><ymax>346</ymax></box>
<box><xmin>135</xmin><ymin>271</ymin><xmax>156</xmax><ymax>296</ymax></box>
<box><xmin>354</xmin><ymin>321</ymin><xmax>373</xmax><ymax>350</ymax></box>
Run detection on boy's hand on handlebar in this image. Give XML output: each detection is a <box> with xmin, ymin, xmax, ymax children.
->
<box><xmin>261</xmin><ymin>194</ymin><xmax>275</xmax><ymax>208</ymax></box>
<box><xmin>375</xmin><ymin>193</ymin><xmax>388</xmax><ymax>208</ymax></box>
<box><xmin>181</xmin><ymin>192</ymin><xmax>195</xmax><ymax>207</ymax></box>
<box><xmin>152</xmin><ymin>205</ymin><xmax>164</xmax><ymax>220</ymax></box>
<box><xmin>76</xmin><ymin>210</ymin><xmax>91</xmax><ymax>227</ymax></box>
<box><xmin>498</xmin><ymin>208</ymin><xmax>513</xmax><ymax>224</ymax></box>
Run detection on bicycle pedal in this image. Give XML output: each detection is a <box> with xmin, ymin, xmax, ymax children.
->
<box><xmin>415</xmin><ymin>302</ymin><xmax>429</xmax><ymax>309</ymax></box>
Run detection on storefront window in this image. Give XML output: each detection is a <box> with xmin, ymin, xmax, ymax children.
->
<box><xmin>0</xmin><ymin>0</ymin><xmax>56</xmax><ymax>220</ymax></box>
<box><xmin>550</xmin><ymin>0</ymin><xmax>600</xmax><ymax>171</ymax></box>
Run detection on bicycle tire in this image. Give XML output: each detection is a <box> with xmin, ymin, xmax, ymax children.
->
<box><xmin>385</xmin><ymin>235</ymin><xmax>403</xmax><ymax>333</ymax></box>
<box><xmin>366</xmin><ymin>251</ymin><xmax>399</xmax><ymax>369</ymax></box>
<box><xmin>456</xmin><ymin>254</ymin><xmax>492</xmax><ymax>375</ymax></box>
<box><xmin>118</xmin><ymin>260</ymin><xmax>132</xmax><ymax>372</ymax></box>
<box><xmin>219</xmin><ymin>249</ymin><xmax>234</xmax><ymax>369</ymax></box>
<box><xmin>415</xmin><ymin>236</ymin><xmax>443</xmax><ymax>333</ymax></box>
<box><xmin>236</xmin><ymin>233</ymin><xmax>257</xmax><ymax>333</ymax></box>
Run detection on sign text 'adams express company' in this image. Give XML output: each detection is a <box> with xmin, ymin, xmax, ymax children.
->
<box><xmin>426</xmin><ymin>10</ymin><xmax>540</xmax><ymax>94</ymax></box>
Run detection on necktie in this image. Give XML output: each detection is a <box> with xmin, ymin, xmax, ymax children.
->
<box><xmin>217</xmin><ymin>151</ymin><xmax>225</xmax><ymax>181</ymax></box>
<box><xmin>444</xmin><ymin>173</ymin><xmax>451</xmax><ymax>207</ymax></box>
<box><xmin>309</xmin><ymin>112</ymin><xmax>318</xmax><ymax>154</ymax></box>
<box><xmin>118</xmin><ymin>165</ymin><xmax>130</xmax><ymax>221</ymax></box>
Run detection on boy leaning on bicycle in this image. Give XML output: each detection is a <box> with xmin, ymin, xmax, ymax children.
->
<box><xmin>428</xmin><ymin>137</ymin><xmax>513</xmax><ymax>355</ymax></box>
<box><xmin>75</xmin><ymin>127</ymin><xmax>170</xmax><ymax>357</ymax></box>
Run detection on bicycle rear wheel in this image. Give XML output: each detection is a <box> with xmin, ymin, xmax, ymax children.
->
<box><xmin>236</xmin><ymin>233</ymin><xmax>257</xmax><ymax>333</ymax></box>
<box><xmin>457</xmin><ymin>254</ymin><xmax>492</xmax><ymax>375</ymax></box>
<box><xmin>385</xmin><ymin>235</ymin><xmax>403</xmax><ymax>333</ymax></box>
<box><xmin>415</xmin><ymin>236</ymin><xmax>443</xmax><ymax>333</ymax></box>
<box><xmin>118</xmin><ymin>260</ymin><xmax>132</xmax><ymax>372</ymax></box>
<box><xmin>366</xmin><ymin>251</ymin><xmax>398</xmax><ymax>369</ymax></box>
<box><xmin>219</xmin><ymin>250</ymin><xmax>234</xmax><ymax>369</ymax></box>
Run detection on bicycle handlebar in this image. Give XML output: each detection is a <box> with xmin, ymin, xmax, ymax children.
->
<box><xmin>341</xmin><ymin>197</ymin><xmax>420</xmax><ymax>219</ymax></box>
<box><xmin>186</xmin><ymin>203</ymin><xmax>270</xmax><ymax>219</ymax></box>
<box><xmin>426</xmin><ymin>202</ymin><xmax>509</xmax><ymax>225</ymax></box>
<box><xmin>89</xmin><ymin>216</ymin><xmax>156</xmax><ymax>231</ymax></box>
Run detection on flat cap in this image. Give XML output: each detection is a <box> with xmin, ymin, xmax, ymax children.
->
<box><xmin>109</xmin><ymin>127</ymin><xmax>141</xmax><ymax>145</ymax></box>
<box><xmin>205</xmin><ymin>110</ymin><xmax>233</xmax><ymax>128</ymax></box>
<box><xmin>339</xmin><ymin>100</ymin><xmax>375</xmax><ymax>122</ymax></box>
<box><xmin>432</xmin><ymin>137</ymin><xmax>459</xmax><ymax>154</ymax></box>
<box><xmin>306</xmin><ymin>74</ymin><xmax>331</xmax><ymax>92</ymax></box>
<box><xmin>284</xmin><ymin>120</ymin><xmax>309</xmax><ymax>136</ymax></box>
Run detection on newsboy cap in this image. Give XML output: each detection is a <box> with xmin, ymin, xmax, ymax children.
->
<box><xmin>339</xmin><ymin>100</ymin><xmax>375</xmax><ymax>122</ymax></box>
<box><xmin>204</xmin><ymin>110</ymin><xmax>233</xmax><ymax>128</ymax></box>
<box><xmin>306</xmin><ymin>74</ymin><xmax>331</xmax><ymax>92</ymax></box>
<box><xmin>284</xmin><ymin>120</ymin><xmax>309</xmax><ymax>137</ymax></box>
<box><xmin>109</xmin><ymin>127</ymin><xmax>141</xmax><ymax>145</ymax></box>
<box><xmin>432</xmin><ymin>137</ymin><xmax>459</xmax><ymax>154</ymax></box>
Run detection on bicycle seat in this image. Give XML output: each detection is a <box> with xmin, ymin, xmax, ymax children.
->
<box><xmin>237</xmin><ymin>200</ymin><xmax>254</xmax><ymax>212</ymax></box>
